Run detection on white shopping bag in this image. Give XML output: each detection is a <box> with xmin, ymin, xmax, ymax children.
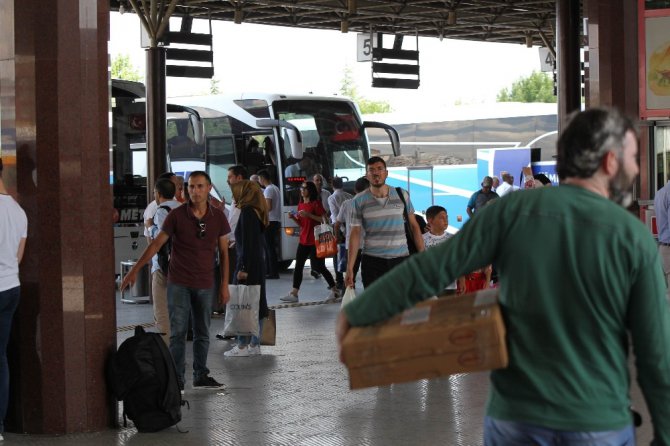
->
<box><xmin>224</xmin><ymin>284</ymin><xmax>261</xmax><ymax>337</ymax></box>
<box><xmin>340</xmin><ymin>286</ymin><xmax>356</xmax><ymax>309</ymax></box>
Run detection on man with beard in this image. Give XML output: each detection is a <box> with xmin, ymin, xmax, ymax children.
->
<box><xmin>345</xmin><ymin>156</ymin><xmax>424</xmax><ymax>289</ymax></box>
<box><xmin>337</xmin><ymin>108</ymin><xmax>670</xmax><ymax>444</ymax></box>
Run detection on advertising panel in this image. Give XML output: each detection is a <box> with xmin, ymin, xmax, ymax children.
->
<box><xmin>639</xmin><ymin>1</ymin><xmax>670</xmax><ymax>117</ymax></box>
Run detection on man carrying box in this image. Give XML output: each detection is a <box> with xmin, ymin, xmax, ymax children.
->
<box><xmin>336</xmin><ymin>108</ymin><xmax>670</xmax><ymax>445</ymax></box>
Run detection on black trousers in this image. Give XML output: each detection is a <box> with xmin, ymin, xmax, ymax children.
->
<box><xmin>264</xmin><ymin>221</ymin><xmax>280</xmax><ymax>277</ymax></box>
<box><xmin>293</xmin><ymin>243</ymin><xmax>336</xmax><ymax>290</ymax></box>
<box><xmin>361</xmin><ymin>254</ymin><xmax>408</xmax><ymax>289</ymax></box>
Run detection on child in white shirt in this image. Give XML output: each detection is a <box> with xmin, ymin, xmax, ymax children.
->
<box><xmin>422</xmin><ymin>206</ymin><xmax>459</xmax><ymax>294</ymax></box>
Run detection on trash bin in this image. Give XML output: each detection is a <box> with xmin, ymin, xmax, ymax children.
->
<box><xmin>120</xmin><ymin>260</ymin><xmax>150</xmax><ymax>304</ymax></box>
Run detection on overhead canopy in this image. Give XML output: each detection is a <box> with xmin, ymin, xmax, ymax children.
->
<box><xmin>110</xmin><ymin>1</ymin><xmax>562</xmax><ymax>47</ymax></box>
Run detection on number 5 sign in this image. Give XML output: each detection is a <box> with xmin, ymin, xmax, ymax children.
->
<box><xmin>357</xmin><ymin>33</ymin><xmax>378</xmax><ymax>62</ymax></box>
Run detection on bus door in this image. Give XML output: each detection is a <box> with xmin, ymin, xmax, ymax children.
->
<box><xmin>406</xmin><ymin>165</ymin><xmax>434</xmax><ymax>214</ymax></box>
<box><xmin>205</xmin><ymin>135</ymin><xmax>237</xmax><ymax>203</ymax></box>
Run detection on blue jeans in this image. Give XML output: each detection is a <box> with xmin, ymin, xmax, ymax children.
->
<box><xmin>484</xmin><ymin>416</ymin><xmax>635</xmax><ymax>446</ymax></box>
<box><xmin>167</xmin><ymin>283</ymin><xmax>214</xmax><ymax>386</ymax></box>
<box><xmin>237</xmin><ymin>318</ymin><xmax>264</xmax><ymax>348</ymax></box>
<box><xmin>0</xmin><ymin>286</ymin><xmax>20</xmax><ymax>434</ymax></box>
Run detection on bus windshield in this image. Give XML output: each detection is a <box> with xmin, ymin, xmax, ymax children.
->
<box><xmin>273</xmin><ymin>99</ymin><xmax>369</xmax><ymax>205</ymax></box>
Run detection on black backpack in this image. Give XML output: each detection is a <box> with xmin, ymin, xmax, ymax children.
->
<box><xmin>155</xmin><ymin>205</ymin><xmax>172</xmax><ymax>274</ymax></box>
<box><xmin>107</xmin><ymin>326</ymin><xmax>186</xmax><ymax>432</ymax></box>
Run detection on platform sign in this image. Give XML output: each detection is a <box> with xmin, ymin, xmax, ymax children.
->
<box><xmin>538</xmin><ymin>48</ymin><xmax>555</xmax><ymax>73</ymax></box>
<box><xmin>357</xmin><ymin>33</ymin><xmax>378</xmax><ymax>62</ymax></box>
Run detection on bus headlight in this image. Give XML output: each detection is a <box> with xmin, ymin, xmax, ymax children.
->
<box><xmin>284</xmin><ymin>227</ymin><xmax>300</xmax><ymax>237</ymax></box>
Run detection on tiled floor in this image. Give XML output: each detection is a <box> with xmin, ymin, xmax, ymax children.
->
<box><xmin>3</xmin><ymin>265</ymin><xmax>656</xmax><ymax>445</ymax></box>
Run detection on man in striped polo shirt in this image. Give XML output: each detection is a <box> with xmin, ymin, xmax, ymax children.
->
<box><xmin>345</xmin><ymin>157</ymin><xmax>424</xmax><ymax>288</ymax></box>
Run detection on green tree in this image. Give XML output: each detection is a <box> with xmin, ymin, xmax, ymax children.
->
<box><xmin>210</xmin><ymin>78</ymin><xmax>221</xmax><ymax>94</ymax></box>
<box><xmin>111</xmin><ymin>54</ymin><xmax>142</xmax><ymax>82</ymax></box>
<box><xmin>340</xmin><ymin>66</ymin><xmax>392</xmax><ymax>114</ymax></box>
<box><xmin>497</xmin><ymin>71</ymin><xmax>557</xmax><ymax>103</ymax></box>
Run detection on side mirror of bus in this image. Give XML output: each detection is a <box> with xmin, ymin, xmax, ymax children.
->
<box><xmin>362</xmin><ymin>121</ymin><xmax>401</xmax><ymax>157</ymax></box>
<box><xmin>256</xmin><ymin>118</ymin><xmax>303</xmax><ymax>159</ymax></box>
<box><xmin>284</xmin><ymin>128</ymin><xmax>303</xmax><ymax>159</ymax></box>
<box><xmin>190</xmin><ymin>114</ymin><xmax>204</xmax><ymax>146</ymax></box>
<box><xmin>167</xmin><ymin>104</ymin><xmax>205</xmax><ymax>146</ymax></box>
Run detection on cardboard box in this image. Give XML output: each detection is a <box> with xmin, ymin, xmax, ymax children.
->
<box><xmin>341</xmin><ymin>289</ymin><xmax>508</xmax><ymax>389</ymax></box>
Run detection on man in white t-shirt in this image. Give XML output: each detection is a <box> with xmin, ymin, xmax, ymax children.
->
<box><xmin>328</xmin><ymin>177</ymin><xmax>352</xmax><ymax>290</ymax></box>
<box><xmin>313</xmin><ymin>174</ymin><xmax>332</xmax><ymax>217</ymax></box>
<box><xmin>335</xmin><ymin>176</ymin><xmax>368</xmax><ymax>288</ymax></box>
<box><xmin>328</xmin><ymin>177</ymin><xmax>352</xmax><ymax>225</ymax></box>
<box><xmin>0</xmin><ymin>159</ymin><xmax>27</xmax><ymax>441</ymax></box>
<box><xmin>496</xmin><ymin>172</ymin><xmax>520</xmax><ymax>198</ymax></box>
<box><xmin>148</xmin><ymin>178</ymin><xmax>181</xmax><ymax>345</ymax></box>
<box><xmin>143</xmin><ymin>172</ymin><xmax>181</xmax><ymax>243</ymax></box>
<box><xmin>258</xmin><ymin>170</ymin><xmax>281</xmax><ymax>279</ymax></box>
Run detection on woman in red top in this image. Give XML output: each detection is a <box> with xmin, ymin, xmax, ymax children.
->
<box><xmin>280</xmin><ymin>181</ymin><xmax>341</xmax><ymax>303</ymax></box>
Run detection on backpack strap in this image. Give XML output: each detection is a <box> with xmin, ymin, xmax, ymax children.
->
<box><xmin>395</xmin><ymin>187</ymin><xmax>410</xmax><ymax>218</ymax></box>
<box><xmin>396</xmin><ymin>187</ymin><xmax>417</xmax><ymax>253</ymax></box>
<box><xmin>154</xmin><ymin>205</ymin><xmax>172</xmax><ymax>219</ymax></box>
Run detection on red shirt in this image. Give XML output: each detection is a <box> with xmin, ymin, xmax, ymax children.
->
<box><xmin>297</xmin><ymin>200</ymin><xmax>325</xmax><ymax>246</ymax></box>
<box><xmin>161</xmin><ymin>203</ymin><xmax>230</xmax><ymax>289</ymax></box>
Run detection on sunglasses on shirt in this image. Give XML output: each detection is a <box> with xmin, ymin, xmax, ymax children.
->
<box><xmin>197</xmin><ymin>220</ymin><xmax>206</xmax><ymax>239</ymax></box>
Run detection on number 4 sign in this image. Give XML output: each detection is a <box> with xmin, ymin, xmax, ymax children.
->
<box><xmin>538</xmin><ymin>47</ymin><xmax>555</xmax><ymax>72</ymax></box>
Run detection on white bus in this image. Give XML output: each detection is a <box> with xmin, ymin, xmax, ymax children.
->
<box><xmin>111</xmin><ymin>79</ymin><xmax>206</xmax><ymax>274</ymax></box>
<box><xmin>169</xmin><ymin>93</ymin><xmax>400</xmax><ymax>270</ymax></box>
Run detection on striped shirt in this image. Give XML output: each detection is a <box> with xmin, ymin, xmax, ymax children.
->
<box><xmin>350</xmin><ymin>187</ymin><xmax>413</xmax><ymax>259</ymax></box>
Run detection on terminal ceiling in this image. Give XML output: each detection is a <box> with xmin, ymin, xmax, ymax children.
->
<box><xmin>110</xmin><ymin>1</ymin><xmax>562</xmax><ymax>47</ymax></box>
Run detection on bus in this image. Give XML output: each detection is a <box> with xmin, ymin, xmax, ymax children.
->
<box><xmin>111</xmin><ymin>79</ymin><xmax>205</xmax><ymax>274</ymax></box>
<box><xmin>168</xmin><ymin>93</ymin><xmax>400</xmax><ymax>270</ymax></box>
<box><xmin>363</xmin><ymin>102</ymin><xmax>559</xmax><ymax>230</ymax></box>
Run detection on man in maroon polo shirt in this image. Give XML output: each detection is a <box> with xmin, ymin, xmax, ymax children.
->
<box><xmin>121</xmin><ymin>171</ymin><xmax>230</xmax><ymax>390</ymax></box>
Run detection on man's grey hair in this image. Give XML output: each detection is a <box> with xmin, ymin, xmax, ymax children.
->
<box><xmin>556</xmin><ymin>108</ymin><xmax>636</xmax><ymax>180</ymax></box>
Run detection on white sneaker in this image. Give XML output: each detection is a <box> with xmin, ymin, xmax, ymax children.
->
<box><xmin>248</xmin><ymin>344</ymin><xmax>261</xmax><ymax>356</ymax></box>
<box><xmin>280</xmin><ymin>293</ymin><xmax>298</xmax><ymax>303</ymax></box>
<box><xmin>324</xmin><ymin>287</ymin><xmax>341</xmax><ymax>303</ymax></box>
<box><xmin>224</xmin><ymin>345</ymin><xmax>249</xmax><ymax>357</ymax></box>
<box><xmin>0</xmin><ymin>433</ymin><xmax>4</xmax><ymax>441</ymax></box>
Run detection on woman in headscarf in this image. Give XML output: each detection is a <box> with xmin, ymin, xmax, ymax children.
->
<box><xmin>224</xmin><ymin>180</ymin><xmax>270</xmax><ymax>357</ymax></box>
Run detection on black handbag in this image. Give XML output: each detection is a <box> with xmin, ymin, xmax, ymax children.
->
<box><xmin>396</xmin><ymin>187</ymin><xmax>418</xmax><ymax>254</ymax></box>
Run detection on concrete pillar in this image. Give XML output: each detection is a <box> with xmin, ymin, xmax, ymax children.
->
<box><xmin>583</xmin><ymin>0</ymin><xmax>642</xmax><ymax>196</ymax></box>
<box><xmin>0</xmin><ymin>0</ymin><xmax>116</xmax><ymax>434</ymax></box>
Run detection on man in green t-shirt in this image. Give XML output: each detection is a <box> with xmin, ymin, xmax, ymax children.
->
<box><xmin>336</xmin><ymin>108</ymin><xmax>670</xmax><ymax>445</ymax></box>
